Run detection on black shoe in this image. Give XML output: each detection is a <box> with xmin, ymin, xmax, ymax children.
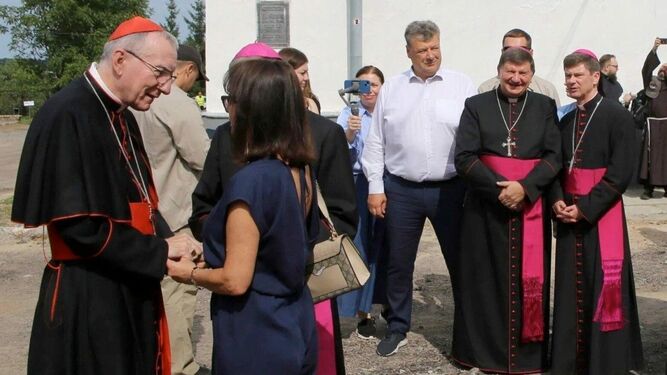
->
<box><xmin>194</xmin><ymin>367</ymin><xmax>211</xmax><ymax>375</ymax></box>
<box><xmin>640</xmin><ymin>191</ymin><xmax>653</xmax><ymax>200</ymax></box>
<box><xmin>376</xmin><ymin>332</ymin><xmax>407</xmax><ymax>356</ymax></box>
<box><xmin>356</xmin><ymin>317</ymin><xmax>376</xmax><ymax>339</ymax></box>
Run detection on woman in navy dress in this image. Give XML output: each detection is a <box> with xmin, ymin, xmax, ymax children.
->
<box><xmin>168</xmin><ymin>59</ymin><xmax>319</xmax><ymax>374</ymax></box>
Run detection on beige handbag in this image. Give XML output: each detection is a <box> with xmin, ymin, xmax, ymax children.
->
<box><xmin>307</xmin><ymin>185</ymin><xmax>370</xmax><ymax>303</ymax></box>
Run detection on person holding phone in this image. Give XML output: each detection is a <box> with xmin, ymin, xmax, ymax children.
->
<box><xmin>336</xmin><ymin>65</ymin><xmax>385</xmax><ymax>339</ymax></box>
<box><xmin>638</xmin><ymin>37</ymin><xmax>667</xmax><ymax>200</ymax></box>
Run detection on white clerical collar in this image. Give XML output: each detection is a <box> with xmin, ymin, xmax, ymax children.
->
<box><xmin>88</xmin><ymin>63</ymin><xmax>125</xmax><ymax>110</ymax></box>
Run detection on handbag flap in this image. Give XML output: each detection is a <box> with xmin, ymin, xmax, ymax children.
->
<box><xmin>312</xmin><ymin>235</ymin><xmax>342</xmax><ymax>263</ymax></box>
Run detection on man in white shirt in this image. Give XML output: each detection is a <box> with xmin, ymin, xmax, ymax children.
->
<box><xmin>361</xmin><ymin>20</ymin><xmax>476</xmax><ymax>357</ymax></box>
<box><xmin>478</xmin><ymin>28</ymin><xmax>561</xmax><ymax>106</ymax></box>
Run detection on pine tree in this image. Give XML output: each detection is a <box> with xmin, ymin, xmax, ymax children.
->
<box><xmin>184</xmin><ymin>0</ymin><xmax>205</xmax><ymax>53</ymax></box>
<box><xmin>161</xmin><ymin>0</ymin><xmax>180</xmax><ymax>41</ymax></box>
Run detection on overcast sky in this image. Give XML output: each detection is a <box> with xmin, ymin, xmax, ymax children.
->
<box><xmin>0</xmin><ymin>0</ymin><xmax>196</xmax><ymax>58</ymax></box>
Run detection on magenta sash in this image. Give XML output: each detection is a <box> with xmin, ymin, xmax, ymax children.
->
<box><xmin>314</xmin><ymin>300</ymin><xmax>337</xmax><ymax>375</ymax></box>
<box><xmin>480</xmin><ymin>155</ymin><xmax>544</xmax><ymax>342</ymax></box>
<box><xmin>564</xmin><ymin>168</ymin><xmax>624</xmax><ymax>332</ymax></box>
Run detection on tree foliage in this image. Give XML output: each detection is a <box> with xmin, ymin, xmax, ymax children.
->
<box><xmin>0</xmin><ymin>59</ymin><xmax>50</xmax><ymax>115</ymax></box>
<box><xmin>0</xmin><ymin>1</ymin><xmax>151</xmax><ymax>91</ymax></box>
<box><xmin>184</xmin><ymin>0</ymin><xmax>205</xmax><ymax>53</ymax></box>
<box><xmin>161</xmin><ymin>0</ymin><xmax>180</xmax><ymax>41</ymax></box>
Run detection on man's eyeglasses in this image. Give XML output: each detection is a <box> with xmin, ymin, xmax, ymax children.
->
<box><xmin>124</xmin><ymin>49</ymin><xmax>176</xmax><ymax>85</ymax></box>
<box><xmin>221</xmin><ymin>95</ymin><xmax>233</xmax><ymax>112</ymax></box>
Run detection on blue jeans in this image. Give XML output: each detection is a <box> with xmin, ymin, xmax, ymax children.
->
<box><xmin>383</xmin><ymin>173</ymin><xmax>465</xmax><ymax>334</ymax></box>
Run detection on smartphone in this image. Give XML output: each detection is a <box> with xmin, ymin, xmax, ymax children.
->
<box><xmin>660</xmin><ymin>38</ymin><xmax>667</xmax><ymax>44</ymax></box>
<box><xmin>343</xmin><ymin>79</ymin><xmax>371</xmax><ymax>94</ymax></box>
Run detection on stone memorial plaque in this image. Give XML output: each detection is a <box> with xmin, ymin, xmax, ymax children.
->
<box><xmin>257</xmin><ymin>1</ymin><xmax>289</xmax><ymax>47</ymax></box>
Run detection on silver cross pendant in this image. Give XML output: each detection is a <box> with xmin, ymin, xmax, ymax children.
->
<box><xmin>501</xmin><ymin>137</ymin><xmax>516</xmax><ymax>157</ymax></box>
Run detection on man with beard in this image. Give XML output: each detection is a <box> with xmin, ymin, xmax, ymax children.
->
<box><xmin>598</xmin><ymin>54</ymin><xmax>632</xmax><ymax>106</ymax></box>
<box><xmin>638</xmin><ymin>38</ymin><xmax>667</xmax><ymax>200</ymax></box>
<box><xmin>550</xmin><ymin>49</ymin><xmax>644</xmax><ymax>374</ymax></box>
<box><xmin>452</xmin><ymin>47</ymin><xmax>560</xmax><ymax>374</ymax></box>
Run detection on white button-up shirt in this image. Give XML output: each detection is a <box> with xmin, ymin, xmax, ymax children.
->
<box><xmin>361</xmin><ymin>67</ymin><xmax>476</xmax><ymax>194</ymax></box>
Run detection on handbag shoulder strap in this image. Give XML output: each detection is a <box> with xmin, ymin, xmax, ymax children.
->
<box><xmin>315</xmin><ymin>182</ymin><xmax>338</xmax><ymax>237</ymax></box>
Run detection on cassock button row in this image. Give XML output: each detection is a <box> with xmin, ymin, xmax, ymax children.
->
<box><xmin>511</xmin><ymin>255</ymin><xmax>516</xmax><ymax>259</ymax></box>
<box><xmin>512</xmin><ymin>300</ymin><xmax>517</xmax><ymax>305</ymax></box>
<box><xmin>511</xmin><ymin>318</ymin><xmax>516</xmax><ymax>322</ymax></box>
<box><xmin>511</xmin><ymin>309</ymin><xmax>516</xmax><ymax>313</ymax></box>
<box><xmin>576</xmin><ymin>271</ymin><xmax>582</xmax><ymax>275</ymax></box>
<box><xmin>578</xmin><ymin>319</ymin><xmax>584</xmax><ymax>323</ymax></box>
<box><xmin>578</xmin><ymin>309</ymin><xmax>584</xmax><ymax>313</ymax></box>
<box><xmin>511</xmin><ymin>344</ymin><xmax>517</xmax><ymax>349</ymax></box>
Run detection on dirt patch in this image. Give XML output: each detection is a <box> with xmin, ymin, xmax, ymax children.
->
<box><xmin>0</xmin><ymin>125</ymin><xmax>664</xmax><ymax>374</ymax></box>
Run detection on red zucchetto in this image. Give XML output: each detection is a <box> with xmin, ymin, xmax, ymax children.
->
<box><xmin>108</xmin><ymin>16</ymin><xmax>163</xmax><ymax>41</ymax></box>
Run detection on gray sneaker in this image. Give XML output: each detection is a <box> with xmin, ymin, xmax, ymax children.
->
<box><xmin>376</xmin><ymin>332</ymin><xmax>407</xmax><ymax>356</ymax></box>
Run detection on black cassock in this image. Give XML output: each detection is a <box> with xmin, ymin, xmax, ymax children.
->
<box><xmin>12</xmin><ymin>71</ymin><xmax>171</xmax><ymax>375</ymax></box>
<box><xmin>453</xmin><ymin>89</ymin><xmax>561</xmax><ymax>374</ymax></box>
<box><xmin>550</xmin><ymin>94</ymin><xmax>644</xmax><ymax>374</ymax></box>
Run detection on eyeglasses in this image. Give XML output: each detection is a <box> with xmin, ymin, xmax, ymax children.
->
<box><xmin>124</xmin><ymin>49</ymin><xmax>176</xmax><ymax>85</ymax></box>
<box><xmin>221</xmin><ymin>95</ymin><xmax>233</xmax><ymax>112</ymax></box>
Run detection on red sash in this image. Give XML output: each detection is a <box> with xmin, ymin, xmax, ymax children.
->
<box><xmin>564</xmin><ymin>168</ymin><xmax>624</xmax><ymax>332</ymax></box>
<box><xmin>480</xmin><ymin>155</ymin><xmax>544</xmax><ymax>342</ymax></box>
<box><xmin>46</xmin><ymin>199</ymin><xmax>171</xmax><ymax>374</ymax></box>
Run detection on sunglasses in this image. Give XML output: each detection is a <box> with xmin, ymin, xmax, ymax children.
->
<box><xmin>220</xmin><ymin>95</ymin><xmax>234</xmax><ymax>112</ymax></box>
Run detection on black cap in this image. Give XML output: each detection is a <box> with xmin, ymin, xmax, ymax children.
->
<box><xmin>177</xmin><ymin>44</ymin><xmax>208</xmax><ymax>81</ymax></box>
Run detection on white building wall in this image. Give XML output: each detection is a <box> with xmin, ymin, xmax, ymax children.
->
<box><xmin>206</xmin><ymin>0</ymin><xmax>667</xmax><ymax>117</ymax></box>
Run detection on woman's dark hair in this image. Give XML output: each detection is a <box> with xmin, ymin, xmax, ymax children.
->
<box><xmin>355</xmin><ymin>65</ymin><xmax>385</xmax><ymax>83</ymax></box>
<box><xmin>224</xmin><ymin>59</ymin><xmax>315</xmax><ymax>167</ymax></box>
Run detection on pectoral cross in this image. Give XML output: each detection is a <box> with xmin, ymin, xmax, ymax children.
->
<box><xmin>502</xmin><ymin>137</ymin><xmax>516</xmax><ymax>157</ymax></box>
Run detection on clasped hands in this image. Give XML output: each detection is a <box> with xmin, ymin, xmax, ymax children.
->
<box><xmin>552</xmin><ymin>200</ymin><xmax>583</xmax><ymax>223</ymax></box>
<box><xmin>497</xmin><ymin>181</ymin><xmax>525</xmax><ymax>212</ymax></box>
<box><xmin>166</xmin><ymin>233</ymin><xmax>206</xmax><ymax>283</ymax></box>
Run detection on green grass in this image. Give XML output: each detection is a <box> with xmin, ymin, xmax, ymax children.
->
<box><xmin>18</xmin><ymin>117</ymin><xmax>32</xmax><ymax>125</ymax></box>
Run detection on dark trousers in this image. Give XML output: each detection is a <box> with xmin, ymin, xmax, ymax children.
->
<box><xmin>383</xmin><ymin>173</ymin><xmax>465</xmax><ymax>334</ymax></box>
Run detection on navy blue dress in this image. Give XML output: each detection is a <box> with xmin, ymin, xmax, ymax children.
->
<box><xmin>203</xmin><ymin>159</ymin><xmax>320</xmax><ymax>375</ymax></box>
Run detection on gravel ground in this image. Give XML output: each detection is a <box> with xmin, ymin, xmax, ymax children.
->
<box><xmin>0</xmin><ymin>125</ymin><xmax>665</xmax><ymax>374</ymax></box>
